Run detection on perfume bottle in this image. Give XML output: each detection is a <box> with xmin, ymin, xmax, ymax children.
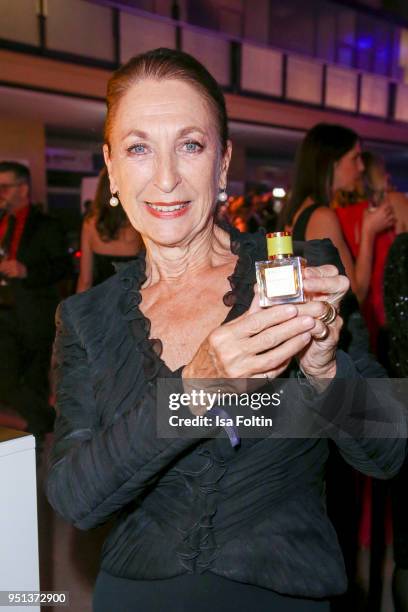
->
<box><xmin>256</xmin><ymin>232</ymin><xmax>306</xmax><ymax>307</ymax></box>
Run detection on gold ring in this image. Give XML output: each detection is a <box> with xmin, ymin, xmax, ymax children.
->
<box><xmin>317</xmin><ymin>302</ymin><xmax>337</xmax><ymax>325</ymax></box>
<box><xmin>314</xmin><ymin>325</ymin><xmax>329</xmax><ymax>341</ymax></box>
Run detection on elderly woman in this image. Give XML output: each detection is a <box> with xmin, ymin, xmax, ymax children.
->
<box><xmin>46</xmin><ymin>49</ymin><xmax>404</xmax><ymax>612</ymax></box>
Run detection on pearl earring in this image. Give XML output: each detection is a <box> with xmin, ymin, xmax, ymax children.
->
<box><xmin>218</xmin><ymin>188</ymin><xmax>228</xmax><ymax>203</ymax></box>
<box><xmin>109</xmin><ymin>193</ymin><xmax>119</xmax><ymax>207</ymax></box>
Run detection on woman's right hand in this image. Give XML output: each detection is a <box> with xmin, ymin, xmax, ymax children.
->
<box><xmin>363</xmin><ymin>201</ymin><xmax>395</xmax><ymax>236</ymax></box>
<box><xmin>183</xmin><ymin>292</ymin><xmax>315</xmax><ymax>383</ymax></box>
<box><xmin>182</xmin><ymin>294</ymin><xmax>316</xmax><ymax>415</ymax></box>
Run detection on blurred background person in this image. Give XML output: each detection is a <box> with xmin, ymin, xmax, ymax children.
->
<box><xmin>282</xmin><ymin>123</ymin><xmax>395</xmax><ymax>307</ymax></box>
<box><xmin>384</xmin><ymin>232</ymin><xmax>408</xmax><ymax>378</ymax></box>
<box><xmin>0</xmin><ymin>160</ymin><xmax>70</xmax><ymax>453</ymax></box>
<box><xmin>334</xmin><ymin>150</ymin><xmax>406</xmax><ymax>357</ymax></box>
<box><xmin>362</xmin><ymin>151</ymin><xmax>408</xmax><ymax>234</ymax></box>
<box><xmin>76</xmin><ymin>167</ymin><xmax>143</xmax><ymax>292</ymax></box>
<box><xmin>221</xmin><ymin>187</ymin><xmax>278</xmax><ymax>234</ymax></box>
<box><xmin>384</xmin><ymin>233</ymin><xmax>408</xmax><ymax>612</ymax></box>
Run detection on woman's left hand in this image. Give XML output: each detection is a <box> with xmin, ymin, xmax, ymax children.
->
<box><xmin>295</xmin><ymin>265</ymin><xmax>350</xmax><ymax>382</ymax></box>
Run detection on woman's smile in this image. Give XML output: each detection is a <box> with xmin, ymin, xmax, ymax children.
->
<box><xmin>144</xmin><ymin>200</ymin><xmax>192</xmax><ymax>218</ymax></box>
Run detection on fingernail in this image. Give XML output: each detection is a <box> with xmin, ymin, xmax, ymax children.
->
<box><xmin>285</xmin><ymin>305</ymin><xmax>297</xmax><ymax>316</ymax></box>
<box><xmin>302</xmin><ymin>316</ymin><xmax>314</xmax><ymax>327</ymax></box>
<box><xmin>302</xmin><ymin>332</ymin><xmax>312</xmax><ymax>342</ymax></box>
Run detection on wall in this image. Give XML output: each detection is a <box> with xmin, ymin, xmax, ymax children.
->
<box><xmin>0</xmin><ymin>118</ymin><xmax>46</xmax><ymax>205</ymax></box>
<box><xmin>243</xmin><ymin>0</ymin><xmax>269</xmax><ymax>43</ymax></box>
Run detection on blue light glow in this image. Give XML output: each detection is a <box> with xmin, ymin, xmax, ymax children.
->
<box><xmin>357</xmin><ymin>36</ymin><xmax>373</xmax><ymax>50</ymax></box>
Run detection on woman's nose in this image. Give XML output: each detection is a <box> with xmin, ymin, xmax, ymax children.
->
<box><xmin>153</xmin><ymin>152</ymin><xmax>181</xmax><ymax>193</ymax></box>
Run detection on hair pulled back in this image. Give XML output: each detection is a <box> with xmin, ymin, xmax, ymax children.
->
<box><xmin>105</xmin><ymin>47</ymin><xmax>229</xmax><ymax>152</ymax></box>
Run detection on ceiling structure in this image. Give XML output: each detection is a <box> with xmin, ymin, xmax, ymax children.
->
<box><xmin>1</xmin><ymin>84</ymin><xmax>407</xmax><ymax>164</ymax></box>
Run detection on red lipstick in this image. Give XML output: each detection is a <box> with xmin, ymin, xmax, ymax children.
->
<box><xmin>144</xmin><ymin>201</ymin><xmax>191</xmax><ymax>219</ymax></box>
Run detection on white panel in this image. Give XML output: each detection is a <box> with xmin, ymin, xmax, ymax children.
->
<box><xmin>360</xmin><ymin>74</ymin><xmax>388</xmax><ymax>117</ymax></box>
<box><xmin>0</xmin><ymin>0</ymin><xmax>38</xmax><ymax>46</ymax></box>
<box><xmin>182</xmin><ymin>28</ymin><xmax>230</xmax><ymax>87</ymax></box>
<box><xmin>326</xmin><ymin>66</ymin><xmax>358</xmax><ymax>112</ymax></box>
<box><xmin>287</xmin><ymin>56</ymin><xmax>322</xmax><ymax>105</ymax></box>
<box><xmin>0</xmin><ymin>431</ymin><xmax>39</xmax><ymax>612</ymax></box>
<box><xmin>120</xmin><ymin>13</ymin><xmax>175</xmax><ymax>63</ymax></box>
<box><xmin>241</xmin><ymin>43</ymin><xmax>282</xmax><ymax>97</ymax></box>
<box><xmin>46</xmin><ymin>0</ymin><xmax>114</xmax><ymax>61</ymax></box>
<box><xmin>395</xmin><ymin>84</ymin><xmax>408</xmax><ymax>123</ymax></box>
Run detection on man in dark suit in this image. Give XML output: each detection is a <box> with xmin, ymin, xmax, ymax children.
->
<box><xmin>0</xmin><ymin>161</ymin><xmax>71</xmax><ymax>443</ymax></box>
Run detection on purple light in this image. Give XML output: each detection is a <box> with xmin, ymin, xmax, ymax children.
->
<box><xmin>357</xmin><ymin>36</ymin><xmax>373</xmax><ymax>50</ymax></box>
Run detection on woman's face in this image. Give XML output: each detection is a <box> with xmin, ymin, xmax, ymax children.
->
<box><xmin>104</xmin><ymin>78</ymin><xmax>231</xmax><ymax>247</ymax></box>
<box><xmin>332</xmin><ymin>142</ymin><xmax>364</xmax><ymax>192</ymax></box>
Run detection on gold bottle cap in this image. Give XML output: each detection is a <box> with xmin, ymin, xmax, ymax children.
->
<box><xmin>266</xmin><ymin>231</ymin><xmax>294</xmax><ymax>257</ymax></box>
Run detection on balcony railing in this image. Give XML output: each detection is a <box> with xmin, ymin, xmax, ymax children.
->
<box><xmin>1</xmin><ymin>0</ymin><xmax>408</xmax><ymax>123</ymax></box>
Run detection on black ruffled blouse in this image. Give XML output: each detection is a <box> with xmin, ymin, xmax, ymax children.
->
<box><xmin>46</xmin><ymin>227</ymin><xmax>405</xmax><ymax>599</ymax></box>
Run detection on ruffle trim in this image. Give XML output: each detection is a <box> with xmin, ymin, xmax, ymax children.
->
<box><xmin>116</xmin><ymin>252</ymin><xmax>165</xmax><ymax>381</ymax></box>
<box><xmin>222</xmin><ymin>222</ymin><xmax>263</xmax><ymax>315</ymax></box>
<box><xmin>174</xmin><ymin>447</ymin><xmax>227</xmax><ymax>573</ymax></box>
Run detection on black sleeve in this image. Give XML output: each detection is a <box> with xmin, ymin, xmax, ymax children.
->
<box><xmin>298</xmin><ymin>351</ymin><xmax>407</xmax><ymax>479</ymax></box>
<box><xmin>46</xmin><ymin>300</ymin><xmax>216</xmax><ymax>530</ymax></box>
<box><xmin>21</xmin><ymin>217</ymin><xmax>72</xmax><ymax>288</ymax></box>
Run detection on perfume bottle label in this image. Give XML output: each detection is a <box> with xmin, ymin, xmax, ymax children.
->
<box><xmin>265</xmin><ymin>264</ymin><xmax>297</xmax><ymax>297</ymax></box>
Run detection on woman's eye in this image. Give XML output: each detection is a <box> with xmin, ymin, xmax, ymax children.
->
<box><xmin>182</xmin><ymin>141</ymin><xmax>203</xmax><ymax>153</ymax></box>
<box><xmin>128</xmin><ymin>144</ymin><xmax>148</xmax><ymax>155</ymax></box>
